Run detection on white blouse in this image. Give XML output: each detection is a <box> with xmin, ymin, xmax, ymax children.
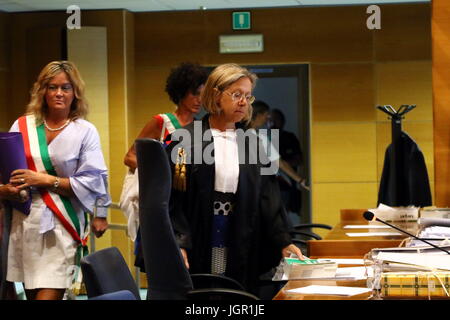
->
<box><xmin>211</xmin><ymin>128</ymin><xmax>240</xmax><ymax>194</ymax></box>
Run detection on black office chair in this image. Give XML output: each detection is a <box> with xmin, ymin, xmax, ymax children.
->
<box><xmin>289</xmin><ymin>223</ymin><xmax>332</xmax><ymax>256</ymax></box>
<box><xmin>80</xmin><ymin>246</ymin><xmax>141</xmax><ymax>300</ymax></box>
<box><xmin>136</xmin><ymin>138</ymin><xmax>193</xmax><ymax>300</ymax></box>
<box><xmin>136</xmin><ymin>138</ymin><xmax>262</xmax><ymax>301</ymax></box>
<box><xmin>89</xmin><ymin>290</ymin><xmax>137</xmax><ymax>300</ymax></box>
<box><xmin>190</xmin><ymin>273</ymin><xmax>245</xmax><ymax>291</ymax></box>
<box><xmin>187</xmin><ymin>288</ymin><xmax>259</xmax><ymax>301</ymax></box>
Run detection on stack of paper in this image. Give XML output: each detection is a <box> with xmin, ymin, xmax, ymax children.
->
<box><xmin>283</xmin><ymin>258</ymin><xmax>338</xmax><ymax>280</ymax></box>
<box><xmin>287</xmin><ymin>285</ymin><xmax>371</xmax><ymax>296</ymax></box>
<box><xmin>346</xmin><ymin>231</ymin><xmax>402</xmax><ymax>237</ymax></box>
<box><xmin>375</xmin><ymin>252</ymin><xmax>450</xmax><ymax>271</ymax></box>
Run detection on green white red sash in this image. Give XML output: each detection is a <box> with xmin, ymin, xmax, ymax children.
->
<box><xmin>18</xmin><ymin>115</ymin><xmax>88</xmax><ymax>251</ymax></box>
<box><xmin>154</xmin><ymin>113</ymin><xmax>182</xmax><ymax>145</ymax></box>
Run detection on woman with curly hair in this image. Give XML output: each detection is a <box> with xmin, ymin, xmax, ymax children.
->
<box><xmin>124</xmin><ymin>62</ymin><xmax>208</xmax><ymax>171</ymax></box>
<box><xmin>121</xmin><ymin>62</ymin><xmax>208</xmax><ymax>274</ymax></box>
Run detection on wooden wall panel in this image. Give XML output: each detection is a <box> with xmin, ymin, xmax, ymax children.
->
<box><xmin>0</xmin><ymin>74</ymin><xmax>7</xmax><ymax>131</ymax></box>
<box><xmin>432</xmin><ymin>0</ymin><xmax>450</xmax><ymax>206</ymax></box>
<box><xmin>9</xmin><ymin>12</ymin><xmax>67</xmax><ymax>124</ymax></box>
<box><xmin>374</xmin><ymin>4</ymin><xmax>431</xmax><ymax>61</ymax></box>
<box><xmin>133</xmin><ymin>66</ymin><xmax>172</xmax><ymax>138</ymax></box>
<box><xmin>375</xmin><ymin>61</ymin><xmax>432</xmax><ymax>121</ymax></box>
<box><xmin>203</xmin><ymin>7</ymin><xmax>373</xmax><ymax>65</ymax></box>
<box><xmin>135</xmin><ymin>11</ymin><xmax>207</xmax><ymax>66</ymax></box>
<box><xmin>312</xmin><ymin>182</ymin><xmax>378</xmax><ymax>237</ymax></box>
<box><xmin>67</xmin><ymin>27</ymin><xmax>109</xmax><ymax>164</ymax></box>
<box><xmin>135</xmin><ymin>6</ymin><xmax>373</xmax><ymax>67</ymax></box>
<box><xmin>312</xmin><ymin>123</ymin><xmax>377</xmax><ymax>183</ymax></box>
<box><xmin>311</xmin><ymin>63</ymin><xmax>375</xmax><ymax>122</ymax></box>
<box><xmin>125</xmin><ymin>11</ymin><xmax>135</xmax><ymax>148</ymax></box>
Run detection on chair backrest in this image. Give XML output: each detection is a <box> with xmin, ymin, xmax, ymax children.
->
<box><xmin>190</xmin><ymin>273</ymin><xmax>245</xmax><ymax>291</ymax></box>
<box><xmin>136</xmin><ymin>138</ymin><xmax>193</xmax><ymax>300</ymax></box>
<box><xmin>187</xmin><ymin>288</ymin><xmax>260</xmax><ymax>301</ymax></box>
<box><xmin>89</xmin><ymin>290</ymin><xmax>137</xmax><ymax>300</ymax></box>
<box><xmin>80</xmin><ymin>246</ymin><xmax>141</xmax><ymax>300</ymax></box>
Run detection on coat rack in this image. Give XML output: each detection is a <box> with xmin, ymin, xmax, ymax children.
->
<box><xmin>377</xmin><ymin>104</ymin><xmax>416</xmax><ymax>204</ymax></box>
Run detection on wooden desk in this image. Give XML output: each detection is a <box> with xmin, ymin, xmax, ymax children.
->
<box><xmin>308</xmin><ymin>209</ymin><xmax>418</xmax><ymax>257</ymax></box>
<box><xmin>273</xmin><ymin>279</ymin><xmax>370</xmax><ymax>300</ymax></box>
<box><xmin>275</xmin><ymin>210</ymin><xmax>419</xmax><ymax>300</ymax></box>
<box><xmin>307</xmin><ymin>220</ymin><xmax>416</xmax><ymax>257</ymax></box>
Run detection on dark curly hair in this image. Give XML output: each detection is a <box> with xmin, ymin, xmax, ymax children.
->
<box><xmin>165</xmin><ymin>62</ymin><xmax>208</xmax><ymax>105</ymax></box>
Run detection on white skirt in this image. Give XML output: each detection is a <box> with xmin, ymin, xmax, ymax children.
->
<box><xmin>6</xmin><ymin>195</ymin><xmax>78</xmax><ymax>290</ymax></box>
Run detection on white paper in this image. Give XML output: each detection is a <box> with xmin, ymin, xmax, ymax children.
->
<box><xmin>334</xmin><ymin>267</ymin><xmax>373</xmax><ymax>280</ymax></box>
<box><xmin>317</xmin><ymin>258</ymin><xmax>365</xmax><ymax>265</ymax></box>
<box><xmin>346</xmin><ymin>231</ymin><xmax>402</xmax><ymax>237</ymax></box>
<box><xmin>343</xmin><ymin>225</ymin><xmax>390</xmax><ymax>229</ymax></box>
<box><xmin>287</xmin><ymin>285</ymin><xmax>371</xmax><ymax>296</ymax></box>
<box><xmin>376</xmin><ymin>252</ymin><xmax>450</xmax><ymax>271</ymax></box>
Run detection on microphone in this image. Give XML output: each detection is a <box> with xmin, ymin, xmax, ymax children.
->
<box><xmin>363</xmin><ymin>211</ymin><xmax>450</xmax><ymax>255</ymax></box>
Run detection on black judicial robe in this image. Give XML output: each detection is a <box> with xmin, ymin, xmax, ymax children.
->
<box><xmin>377</xmin><ymin>131</ymin><xmax>432</xmax><ymax>207</ymax></box>
<box><xmin>166</xmin><ymin>115</ymin><xmax>292</xmax><ymax>294</ymax></box>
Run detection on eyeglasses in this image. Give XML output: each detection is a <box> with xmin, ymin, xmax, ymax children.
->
<box><xmin>47</xmin><ymin>84</ymin><xmax>73</xmax><ymax>93</ymax></box>
<box><xmin>223</xmin><ymin>91</ymin><xmax>255</xmax><ymax>104</ymax></box>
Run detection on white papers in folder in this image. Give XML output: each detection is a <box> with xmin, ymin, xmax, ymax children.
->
<box><xmin>287</xmin><ymin>285</ymin><xmax>371</xmax><ymax>296</ymax></box>
<box><xmin>317</xmin><ymin>258</ymin><xmax>365</xmax><ymax>265</ymax></box>
<box><xmin>346</xmin><ymin>231</ymin><xmax>402</xmax><ymax>237</ymax></box>
<box><xmin>375</xmin><ymin>252</ymin><xmax>450</xmax><ymax>271</ymax></box>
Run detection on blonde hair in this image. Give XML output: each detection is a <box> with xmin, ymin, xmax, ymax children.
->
<box><xmin>26</xmin><ymin>61</ymin><xmax>88</xmax><ymax>123</ymax></box>
<box><xmin>201</xmin><ymin>63</ymin><xmax>257</xmax><ymax>122</ymax></box>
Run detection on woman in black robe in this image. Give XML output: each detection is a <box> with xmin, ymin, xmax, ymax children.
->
<box><xmin>166</xmin><ymin>63</ymin><xmax>304</xmax><ymax>295</ymax></box>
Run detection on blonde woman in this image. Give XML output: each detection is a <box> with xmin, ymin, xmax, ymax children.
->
<box><xmin>167</xmin><ymin>63</ymin><xmax>303</xmax><ymax>296</ymax></box>
<box><xmin>7</xmin><ymin>61</ymin><xmax>111</xmax><ymax>300</ymax></box>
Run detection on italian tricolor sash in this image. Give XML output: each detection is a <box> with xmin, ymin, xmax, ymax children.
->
<box><xmin>154</xmin><ymin>113</ymin><xmax>182</xmax><ymax>145</ymax></box>
<box><xmin>18</xmin><ymin>115</ymin><xmax>88</xmax><ymax>258</ymax></box>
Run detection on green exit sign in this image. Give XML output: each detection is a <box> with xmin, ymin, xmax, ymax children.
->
<box><xmin>232</xmin><ymin>12</ymin><xmax>251</xmax><ymax>30</ymax></box>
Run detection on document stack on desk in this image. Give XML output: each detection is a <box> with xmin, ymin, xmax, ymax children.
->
<box><xmin>272</xmin><ymin>258</ymin><xmax>338</xmax><ymax>280</ymax></box>
<box><xmin>420</xmin><ymin>208</ymin><xmax>450</xmax><ymax>219</ymax></box>
<box><xmin>407</xmin><ymin>217</ymin><xmax>450</xmax><ymax>248</ymax></box>
<box><xmin>368</xmin><ymin>203</ymin><xmax>419</xmax><ymax>223</ymax></box>
<box><xmin>368</xmin><ymin>250</ymin><xmax>450</xmax><ymax>299</ymax></box>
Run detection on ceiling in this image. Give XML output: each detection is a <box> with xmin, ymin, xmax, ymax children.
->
<box><xmin>0</xmin><ymin>0</ymin><xmax>429</xmax><ymax>13</ymax></box>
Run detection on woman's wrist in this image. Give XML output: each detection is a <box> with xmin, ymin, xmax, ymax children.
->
<box><xmin>47</xmin><ymin>175</ymin><xmax>59</xmax><ymax>190</ymax></box>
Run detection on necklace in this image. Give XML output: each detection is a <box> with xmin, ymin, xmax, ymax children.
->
<box><xmin>44</xmin><ymin>119</ymin><xmax>71</xmax><ymax>132</ymax></box>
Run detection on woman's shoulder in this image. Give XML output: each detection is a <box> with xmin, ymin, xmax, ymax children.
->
<box><xmin>71</xmin><ymin>119</ymin><xmax>102</xmax><ymax>139</ymax></box>
<box><xmin>72</xmin><ymin>118</ymin><xmax>98</xmax><ymax>131</ymax></box>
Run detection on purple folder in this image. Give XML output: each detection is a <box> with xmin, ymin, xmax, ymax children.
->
<box><xmin>0</xmin><ymin>132</ymin><xmax>31</xmax><ymax>215</ymax></box>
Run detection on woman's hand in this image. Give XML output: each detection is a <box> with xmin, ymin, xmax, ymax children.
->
<box><xmin>282</xmin><ymin>244</ymin><xmax>307</xmax><ymax>260</ymax></box>
<box><xmin>180</xmin><ymin>248</ymin><xmax>190</xmax><ymax>270</ymax></box>
<box><xmin>10</xmin><ymin>169</ymin><xmax>53</xmax><ymax>189</ymax></box>
<box><xmin>0</xmin><ymin>184</ymin><xmax>27</xmax><ymax>202</ymax></box>
<box><xmin>91</xmin><ymin>217</ymin><xmax>108</xmax><ymax>238</ymax></box>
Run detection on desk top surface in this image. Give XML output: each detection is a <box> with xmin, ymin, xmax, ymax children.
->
<box><xmin>326</xmin><ymin>220</ymin><xmax>418</xmax><ymax>241</ymax></box>
<box><xmin>273</xmin><ymin>278</ymin><xmax>371</xmax><ymax>300</ymax></box>
<box><xmin>274</xmin><ymin>219</ymin><xmax>420</xmax><ymax>300</ymax></box>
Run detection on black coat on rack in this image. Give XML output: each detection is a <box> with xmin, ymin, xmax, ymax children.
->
<box><xmin>377</xmin><ymin>105</ymin><xmax>432</xmax><ymax>207</ymax></box>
